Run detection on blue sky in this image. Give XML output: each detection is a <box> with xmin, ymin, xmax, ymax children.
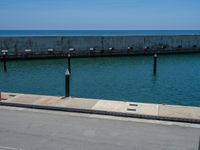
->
<box><xmin>0</xmin><ymin>0</ymin><xmax>200</xmax><ymax>30</ymax></box>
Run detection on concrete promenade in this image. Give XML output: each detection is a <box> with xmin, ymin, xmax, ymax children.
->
<box><xmin>0</xmin><ymin>92</ymin><xmax>200</xmax><ymax>123</ymax></box>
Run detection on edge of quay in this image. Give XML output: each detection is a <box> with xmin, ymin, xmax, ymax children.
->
<box><xmin>0</xmin><ymin>92</ymin><xmax>200</xmax><ymax>124</ymax></box>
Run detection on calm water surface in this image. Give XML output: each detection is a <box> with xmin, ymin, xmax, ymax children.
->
<box><xmin>1</xmin><ymin>54</ymin><xmax>200</xmax><ymax>107</ymax></box>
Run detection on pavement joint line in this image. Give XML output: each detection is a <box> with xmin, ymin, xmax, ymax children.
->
<box><xmin>0</xmin><ymin>101</ymin><xmax>200</xmax><ymax>124</ymax></box>
<box><xmin>127</xmin><ymin>108</ymin><xmax>136</xmax><ymax>111</ymax></box>
<box><xmin>129</xmin><ymin>103</ymin><xmax>138</xmax><ymax>106</ymax></box>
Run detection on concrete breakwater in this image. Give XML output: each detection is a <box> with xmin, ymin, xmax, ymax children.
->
<box><xmin>0</xmin><ymin>35</ymin><xmax>200</xmax><ymax>59</ymax></box>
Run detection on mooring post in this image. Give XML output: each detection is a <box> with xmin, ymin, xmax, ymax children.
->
<box><xmin>153</xmin><ymin>53</ymin><xmax>157</xmax><ymax>74</ymax></box>
<box><xmin>65</xmin><ymin>68</ymin><xmax>70</xmax><ymax>97</ymax></box>
<box><xmin>0</xmin><ymin>90</ymin><xmax>1</xmax><ymax>101</ymax></box>
<box><xmin>68</xmin><ymin>53</ymin><xmax>71</xmax><ymax>73</ymax></box>
<box><xmin>3</xmin><ymin>52</ymin><xmax>7</xmax><ymax>72</ymax></box>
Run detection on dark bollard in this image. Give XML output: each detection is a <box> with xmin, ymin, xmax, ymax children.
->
<box><xmin>153</xmin><ymin>53</ymin><xmax>157</xmax><ymax>74</ymax></box>
<box><xmin>0</xmin><ymin>90</ymin><xmax>1</xmax><ymax>101</ymax></box>
<box><xmin>68</xmin><ymin>54</ymin><xmax>71</xmax><ymax>73</ymax></box>
<box><xmin>3</xmin><ymin>53</ymin><xmax>7</xmax><ymax>72</ymax></box>
<box><xmin>65</xmin><ymin>68</ymin><xmax>70</xmax><ymax>97</ymax></box>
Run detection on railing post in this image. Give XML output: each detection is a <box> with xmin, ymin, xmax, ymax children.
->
<box><xmin>153</xmin><ymin>53</ymin><xmax>157</xmax><ymax>75</ymax></box>
<box><xmin>65</xmin><ymin>68</ymin><xmax>70</xmax><ymax>97</ymax></box>
<box><xmin>3</xmin><ymin>52</ymin><xmax>7</xmax><ymax>72</ymax></box>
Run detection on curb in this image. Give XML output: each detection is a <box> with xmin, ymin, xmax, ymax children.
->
<box><xmin>0</xmin><ymin>102</ymin><xmax>200</xmax><ymax>124</ymax></box>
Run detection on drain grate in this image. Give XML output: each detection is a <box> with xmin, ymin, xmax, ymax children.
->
<box><xmin>129</xmin><ymin>103</ymin><xmax>138</xmax><ymax>107</ymax></box>
<box><xmin>127</xmin><ymin>108</ymin><xmax>136</xmax><ymax>111</ymax></box>
<box><xmin>9</xmin><ymin>94</ymin><xmax>16</xmax><ymax>97</ymax></box>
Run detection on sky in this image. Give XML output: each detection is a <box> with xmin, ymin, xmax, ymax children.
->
<box><xmin>0</xmin><ymin>0</ymin><xmax>200</xmax><ymax>30</ymax></box>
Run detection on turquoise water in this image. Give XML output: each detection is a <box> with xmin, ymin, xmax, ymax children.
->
<box><xmin>0</xmin><ymin>30</ymin><xmax>200</xmax><ymax>36</ymax></box>
<box><xmin>1</xmin><ymin>54</ymin><xmax>200</xmax><ymax>107</ymax></box>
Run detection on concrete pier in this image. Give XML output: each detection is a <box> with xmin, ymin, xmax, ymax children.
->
<box><xmin>1</xmin><ymin>92</ymin><xmax>200</xmax><ymax>123</ymax></box>
<box><xmin>0</xmin><ymin>35</ymin><xmax>200</xmax><ymax>59</ymax></box>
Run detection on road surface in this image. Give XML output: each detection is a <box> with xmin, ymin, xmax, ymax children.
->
<box><xmin>0</xmin><ymin>106</ymin><xmax>199</xmax><ymax>150</ymax></box>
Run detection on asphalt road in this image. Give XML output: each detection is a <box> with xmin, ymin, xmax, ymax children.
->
<box><xmin>0</xmin><ymin>106</ymin><xmax>199</xmax><ymax>150</ymax></box>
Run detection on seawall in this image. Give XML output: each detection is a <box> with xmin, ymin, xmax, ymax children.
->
<box><xmin>0</xmin><ymin>35</ymin><xmax>200</xmax><ymax>59</ymax></box>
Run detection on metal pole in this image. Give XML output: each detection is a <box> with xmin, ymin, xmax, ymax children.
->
<box><xmin>153</xmin><ymin>53</ymin><xmax>157</xmax><ymax>74</ymax></box>
<box><xmin>3</xmin><ymin>52</ymin><xmax>7</xmax><ymax>72</ymax></box>
<box><xmin>68</xmin><ymin>54</ymin><xmax>71</xmax><ymax>73</ymax></box>
<box><xmin>65</xmin><ymin>68</ymin><xmax>70</xmax><ymax>97</ymax></box>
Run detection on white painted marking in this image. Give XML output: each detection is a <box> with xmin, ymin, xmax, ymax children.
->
<box><xmin>0</xmin><ymin>145</ymin><xmax>22</xmax><ymax>150</ymax></box>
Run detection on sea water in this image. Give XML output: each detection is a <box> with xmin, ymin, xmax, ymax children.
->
<box><xmin>0</xmin><ymin>30</ymin><xmax>200</xmax><ymax>36</ymax></box>
<box><xmin>1</xmin><ymin>54</ymin><xmax>200</xmax><ymax>107</ymax></box>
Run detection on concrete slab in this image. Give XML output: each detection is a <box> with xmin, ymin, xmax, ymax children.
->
<box><xmin>1</xmin><ymin>92</ymin><xmax>22</xmax><ymax>101</ymax></box>
<box><xmin>34</xmin><ymin>96</ymin><xmax>61</xmax><ymax>106</ymax></box>
<box><xmin>7</xmin><ymin>94</ymin><xmax>43</xmax><ymax>104</ymax></box>
<box><xmin>92</xmin><ymin>100</ymin><xmax>128</xmax><ymax>112</ymax></box>
<box><xmin>1</xmin><ymin>92</ymin><xmax>200</xmax><ymax>122</ymax></box>
<box><xmin>53</xmin><ymin>97</ymin><xmax>72</xmax><ymax>107</ymax></box>
<box><xmin>159</xmin><ymin>105</ymin><xmax>200</xmax><ymax>120</ymax></box>
<box><xmin>61</xmin><ymin>97</ymin><xmax>98</xmax><ymax>109</ymax></box>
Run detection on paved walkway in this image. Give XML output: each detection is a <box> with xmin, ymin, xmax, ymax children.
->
<box><xmin>1</xmin><ymin>92</ymin><xmax>200</xmax><ymax>123</ymax></box>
